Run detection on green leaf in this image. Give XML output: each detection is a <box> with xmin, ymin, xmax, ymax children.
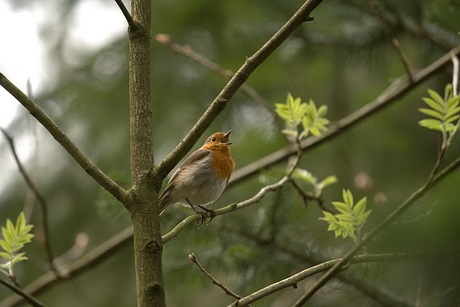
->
<box><xmin>419</xmin><ymin>108</ymin><xmax>443</xmax><ymax>120</ymax></box>
<box><xmin>428</xmin><ymin>89</ymin><xmax>445</xmax><ymax>106</ymax></box>
<box><xmin>446</xmin><ymin>96</ymin><xmax>460</xmax><ymax>110</ymax></box>
<box><xmin>0</xmin><ymin>212</ymin><xmax>35</xmax><ymax>277</ymax></box>
<box><xmin>320</xmin><ymin>211</ymin><xmax>337</xmax><ymax>222</ymax></box>
<box><xmin>358</xmin><ymin>210</ymin><xmax>372</xmax><ymax>224</ymax></box>
<box><xmin>335</xmin><ymin>213</ymin><xmax>355</xmax><ymax>222</ymax></box>
<box><xmin>422</xmin><ymin>97</ymin><xmax>444</xmax><ymax>113</ymax></box>
<box><xmin>332</xmin><ymin>201</ymin><xmax>352</xmax><ymax>215</ymax></box>
<box><xmin>353</xmin><ymin>197</ymin><xmax>367</xmax><ymax>217</ymax></box>
<box><xmin>342</xmin><ymin>189</ymin><xmax>354</xmax><ymax>207</ymax></box>
<box><xmin>446</xmin><ymin>115</ymin><xmax>460</xmax><ymax>124</ymax></box>
<box><xmin>318</xmin><ymin>175</ymin><xmax>338</xmax><ymax>188</ymax></box>
<box><xmin>419</xmin><ymin>119</ymin><xmax>443</xmax><ymax>131</ymax></box>
<box><xmin>0</xmin><ymin>240</ymin><xmax>12</xmax><ymax>254</ymax></box>
<box><xmin>0</xmin><ymin>251</ymin><xmax>12</xmax><ymax>260</ymax></box>
<box><xmin>292</xmin><ymin>169</ymin><xmax>317</xmax><ymax>185</ymax></box>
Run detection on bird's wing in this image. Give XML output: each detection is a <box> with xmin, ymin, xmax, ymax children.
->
<box><xmin>159</xmin><ymin>149</ymin><xmax>211</xmax><ymax>199</ymax></box>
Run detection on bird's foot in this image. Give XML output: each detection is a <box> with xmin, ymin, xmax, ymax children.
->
<box><xmin>197</xmin><ymin>206</ymin><xmax>216</xmax><ymax>224</ymax></box>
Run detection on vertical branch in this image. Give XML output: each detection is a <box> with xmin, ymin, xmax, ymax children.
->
<box><xmin>127</xmin><ymin>0</ymin><xmax>165</xmax><ymax>306</ymax></box>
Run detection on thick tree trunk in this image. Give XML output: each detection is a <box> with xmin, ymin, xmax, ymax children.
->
<box><xmin>128</xmin><ymin>0</ymin><xmax>165</xmax><ymax>306</ymax></box>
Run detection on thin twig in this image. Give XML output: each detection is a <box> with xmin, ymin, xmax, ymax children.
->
<box><xmin>291</xmin><ymin>154</ymin><xmax>460</xmax><ymax>306</ymax></box>
<box><xmin>228</xmin><ymin>44</ymin><xmax>460</xmax><ymax>187</ymax></box>
<box><xmin>0</xmin><ymin>128</ymin><xmax>60</xmax><ymax>277</ymax></box>
<box><xmin>370</xmin><ymin>0</ymin><xmax>414</xmax><ymax>82</ymax></box>
<box><xmin>155</xmin><ymin>0</ymin><xmax>324</xmax><ymax>180</ymax></box>
<box><xmin>155</xmin><ymin>33</ymin><xmax>283</xmax><ymax>128</ymax></box>
<box><xmin>0</xmin><ymin>73</ymin><xmax>128</xmax><ymax>205</ymax></box>
<box><xmin>189</xmin><ymin>253</ymin><xmax>243</xmax><ymax>300</ymax></box>
<box><xmin>114</xmin><ymin>0</ymin><xmax>135</xmax><ymax>27</ymax></box>
<box><xmin>0</xmin><ymin>278</ymin><xmax>44</xmax><ymax>307</ymax></box>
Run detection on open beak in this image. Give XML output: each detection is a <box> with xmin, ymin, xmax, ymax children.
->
<box><xmin>222</xmin><ymin>130</ymin><xmax>232</xmax><ymax>145</ymax></box>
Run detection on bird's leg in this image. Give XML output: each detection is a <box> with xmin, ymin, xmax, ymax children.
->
<box><xmin>198</xmin><ymin>205</ymin><xmax>216</xmax><ymax>222</ymax></box>
<box><xmin>185</xmin><ymin>198</ymin><xmax>214</xmax><ymax>224</ymax></box>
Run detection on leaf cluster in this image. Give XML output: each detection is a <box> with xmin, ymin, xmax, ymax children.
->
<box><xmin>275</xmin><ymin>93</ymin><xmax>330</xmax><ymax>140</ymax></box>
<box><xmin>0</xmin><ymin>212</ymin><xmax>35</xmax><ymax>277</ymax></box>
<box><xmin>320</xmin><ymin>189</ymin><xmax>371</xmax><ymax>244</ymax></box>
<box><xmin>419</xmin><ymin>84</ymin><xmax>460</xmax><ymax>146</ymax></box>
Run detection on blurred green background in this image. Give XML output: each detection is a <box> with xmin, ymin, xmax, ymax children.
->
<box><xmin>1</xmin><ymin>0</ymin><xmax>460</xmax><ymax>306</ymax></box>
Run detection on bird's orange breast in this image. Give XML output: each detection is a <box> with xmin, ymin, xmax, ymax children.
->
<box><xmin>206</xmin><ymin>146</ymin><xmax>235</xmax><ymax>180</ymax></box>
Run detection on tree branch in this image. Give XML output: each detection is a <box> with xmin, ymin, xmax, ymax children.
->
<box><xmin>292</xmin><ymin>154</ymin><xmax>460</xmax><ymax>306</ymax></box>
<box><xmin>0</xmin><ymin>128</ymin><xmax>60</xmax><ymax>276</ymax></box>
<box><xmin>229</xmin><ymin>251</ymin><xmax>454</xmax><ymax>307</ymax></box>
<box><xmin>155</xmin><ymin>33</ymin><xmax>283</xmax><ymax>129</ymax></box>
<box><xmin>161</xmin><ymin>176</ymin><xmax>290</xmax><ymax>244</ymax></box>
<box><xmin>114</xmin><ymin>0</ymin><xmax>135</xmax><ymax>27</ymax></box>
<box><xmin>370</xmin><ymin>0</ymin><xmax>414</xmax><ymax>82</ymax></box>
<box><xmin>189</xmin><ymin>253</ymin><xmax>243</xmax><ymax>301</ymax></box>
<box><xmin>228</xmin><ymin>44</ymin><xmax>460</xmax><ymax>186</ymax></box>
<box><xmin>0</xmin><ymin>73</ymin><xmax>129</xmax><ymax>204</ymax></box>
<box><xmin>0</xmin><ymin>278</ymin><xmax>44</xmax><ymax>307</ymax></box>
<box><xmin>155</xmin><ymin>0</ymin><xmax>324</xmax><ymax>179</ymax></box>
<box><xmin>0</xmin><ymin>227</ymin><xmax>133</xmax><ymax>307</ymax></box>
<box><xmin>218</xmin><ymin>225</ymin><xmax>411</xmax><ymax>307</ymax></box>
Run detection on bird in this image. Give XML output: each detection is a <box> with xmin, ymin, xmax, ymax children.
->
<box><xmin>158</xmin><ymin>130</ymin><xmax>235</xmax><ymax>218</ymax></box>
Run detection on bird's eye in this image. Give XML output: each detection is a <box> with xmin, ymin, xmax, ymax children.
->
<box><xmin>211</xmin><ymin>136</ymin><xmax>217</xmax><ymax>142</ymax></box>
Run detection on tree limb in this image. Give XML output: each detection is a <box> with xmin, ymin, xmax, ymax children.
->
<box><xmin>114</xmin><ymin>0</ymin><xmax>135</xmax><ymax>27</ymax></box>
<box><xmin>0</xmin><ymin>73</ymin><xmax>129</xmax><ymax>204</ymax></box>
<box><xmin>228</xmin><ymin>44</ymin><xmax>460</xmax><ymax>186</ymax></box>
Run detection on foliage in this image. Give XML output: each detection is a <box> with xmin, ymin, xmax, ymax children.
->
<box><xmin>320</xmin><ymin>189</ymin><xmax>371</xmax><ymax>244</ymax></box>
<box><xmin>419</xmin><ymin>84</ymin><xmax>460</xmax><ymax>146</ymax></box>
<box><xmin>0</xmin><ymin>212</ymin><xmax>34</xmax><ymax>278</ymax></box>
<box><xmin>275</xmin><ymin>93</ymin><xmax>330</xmax><ymax>140</ymax></box>
<box><xmin>292</xmin><ymin>168</ymin><xmax>337</xmax><ymax>196</ymax></box>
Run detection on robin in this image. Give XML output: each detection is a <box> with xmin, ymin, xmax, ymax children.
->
<box><xmin>158</xmin><ymin>130</ymin><xmax>235</xmax><ymax>218</ymax></box>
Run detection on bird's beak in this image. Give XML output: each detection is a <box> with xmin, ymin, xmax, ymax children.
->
<box><xmin>222</xmin><ymin>130</ymin><xmax>232</xmax><ymax>145</ymax></box>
